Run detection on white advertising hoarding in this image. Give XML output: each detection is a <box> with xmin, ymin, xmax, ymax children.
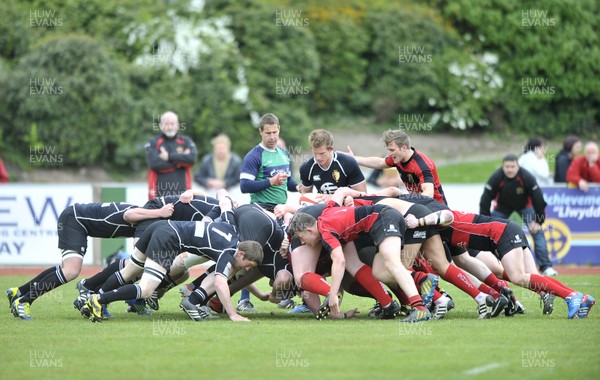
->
<box><xmin>0</xmin><ymin>184</ymin><xmax>93</xmax><ymax>265</ymax></box>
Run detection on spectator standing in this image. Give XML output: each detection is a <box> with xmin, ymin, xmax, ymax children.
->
<box><xmin>194</xmin><ymin>134</ymin><xmax>242</xmax><ymax>192</ymax></box>
<box><xmin>146</xmin><ymin>111</ymin><xmax>197</xmax><ymax>199</ymax></box>
<box><xmin>554</xmin><ymin>135</ymin><xmax>582</xmax><ymax>183</ymax></box>
<box><xmin>518</xmin><ymin>137</ymin><xmax>553</xmax><ymax>186</ymax></box>
<box><xmin>480</xmin><ymin>154</ymin><xmax>557</xmax><ymax>276</ymax></box>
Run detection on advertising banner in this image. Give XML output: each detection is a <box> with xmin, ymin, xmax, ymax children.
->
<box><xmin>542</xmin><ymin>187</ymin><xmax>600</xmax><ymax>265</ymax></box>
<box><xmin>0</xmin><ymin>184</ymin><xmax>93</xmax><ymax>265</ymax></box>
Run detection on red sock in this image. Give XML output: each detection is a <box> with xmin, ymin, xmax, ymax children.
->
<box><xmin>354</xmin><ymin>265</ymin><xmax>393</xmax><ymax>307</ymax></box>
<box><xmin>408</xmin><ymin>295</ymin><xmax>426</xmax><ymax>311</ymax></box>
<box><xmin>484</xmin><ymin>273</ymin><xmax>509</xmax><ymax>293</ymax></box>
<box><xmin>390</xmin><ymin>286</ymin><xmax>409</xmax><ymax>305</ymax></box>
<box><xmin>433</xmin><ymin>289</ymin><xmax>442</xmax><ymax>302</ymax></box>
<box><xmin>544</xmin><ymin>276</ymin><xmax>575</xmax><ymax>293</ymax></box>
<box><xmin>502</xmin><ymin>271</ymin><xmax>508</xmax><ymax>280</ymax></box>
<box><xmin>527</xmin><ymin>274</ymin><xmax>572</xmax><ymax>299</ymax></box>
<box><xmin>300</xmin><ymin>272</ymin><xmax>330</xmax><ymax>296</ymax></box>
<box><xmin>478</xmin><ymin>283</ymin><xmax>500</xmax><ymax>299</ymax></box>
<box><xmin>444</xmin><ymin>265</ymin><xmax>480</xmax><ymax>299</ymax></box>
<box><xmin>413</xmin><ymin>256</ymin><xmax>436</xmax><ymax>274</ymax></box>
<box><xmin>411</xmin><ymin>270</ymin><xmax>427</xmax><ymax>292</ymax></box>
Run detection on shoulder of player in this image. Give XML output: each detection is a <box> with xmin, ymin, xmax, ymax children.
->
<box><xmin>299</xmin><ymin>157</ymin><xmax>316</xmax><ymax>170</ymax></box>
<box><xmin>334</xmin><ymin>151</ymin><xmax>360</xmax><ymax>166</ymax></box>
<box><xmin>411</xmin><ymin>149</ymin><xmax>437</xmax><ymax>166</ymax></box>
<box><xmin>241</xmin><ymin>145</ymin><xmax>263</xmax><ymax>161</ymax></box>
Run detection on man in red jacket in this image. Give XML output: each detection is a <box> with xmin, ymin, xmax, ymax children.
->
<box><xmin>567</xmin><ymin>141</ymin><xmax>600</xmax><ymax>192</ymax></box>
<box><xmin>146</xmin><ymin>111</ymin><xmax>197</xmax><ymax>199</ymax></box>
<box><xmin>0</xmin><ymin>158</ymin><xmax>8</xmax><ymax>183</ymax></box>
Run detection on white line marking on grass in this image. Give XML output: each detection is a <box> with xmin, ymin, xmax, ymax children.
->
<box><xmin>463</xmin><ymin>362</ymin><xmax>508</xmax><ymax>375</ymax></box>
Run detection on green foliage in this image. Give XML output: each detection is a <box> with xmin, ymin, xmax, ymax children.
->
<box><xmin>1</xmin><ymin>0</ymin><xmax>598</xmax><ymax>174</ymax></box>
<box><xmin>305</xmin><ymin>2</ymin><xmax>370</xmax><ymax>113</ymax></box>
<box><xmin>432</xmin><ymin>0</ymin><xmax>600</xmax><ymax>136</ymax></box>
<box><xmin>4</xmin><ymin>35</ymin><xmax>134</xmax><ymax>167</ymax></box>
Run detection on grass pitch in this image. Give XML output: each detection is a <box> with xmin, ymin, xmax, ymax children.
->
<box><xmin>0</xmin><ymin>274</ymin><xmax>599</xmax><ymax>380</ymax></box>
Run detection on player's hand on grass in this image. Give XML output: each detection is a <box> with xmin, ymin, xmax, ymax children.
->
<box><xmin>404</xmin><ymin>214</ymin><xmax>419</xmax><ymax>229</ymax></box>
<box><xmin>159</xmin><ymin>203</ymin><xmax>175</xmax><ymax>218</ymax></box>
<box><xmin>343</xmin><ymin>308</ymin><xmax>360</xmax><ymax>319</ymax></box>
<box><xmin>327</xmin><ymin>308</ymin><xmax>360</xmax><ymax>320</ymax></box>
<box><xmin>268</xmin><ymin>293</ymin><xmax>281</xmax><ymax>304</ymax></box>
<box><xmin>230</xmin><ymin>313</ymin><xmax>251</xmax><ymax>322</ymax></box>
<box><xmin>329</xmin><ymin>293</ymin><xmax>340</xmax><ymax>315</ymax></box>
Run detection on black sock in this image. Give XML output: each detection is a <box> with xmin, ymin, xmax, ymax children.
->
<box><xmin>189</xmin><ymin>287</ymin><xmax>209</xmax><ymax>305</ymax></box>
<box><xmin>86</xmin><ymin>259</ymin><xmax>126</xmax><ymax>291</ymax></box>
<box><xmin>190</xmin><ymin>264</ymin><xmax>216</xmax><ymax>289</ymax></box>
<box><xmin>20</xmin><ymin>266</ymin><xmax>67</xmax><ymax>304</ymax></box>
<box><xmin>156</xmin><ymin>273</ymin><xmax>177</xmax><ymax>292</ymax></box>
<box><xmin>99</xmin><ymin>270</ymin><xmax>127</xmax><ymax>294</ymax></box>
<box><xmin>99</xmin><ymin>284</ymin><xmax>141</xmax><ymax>304</ymax></box>
<box><xmin>18</xmin><ymin>266</ymin><xmax>56</xmax><ymax>296</ymax></box>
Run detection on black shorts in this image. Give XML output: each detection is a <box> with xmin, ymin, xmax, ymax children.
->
<box><xmin>355</xmin><ymin>235</ymin><xmax>376</xmax><ymax>267</ymax></box>
<box><xmin>467</xmin><ymin>249</ymin><xmax>481</xmax><ymax>258</ymax></box>
<box><xmin>368</xmin><ymin>205</ymin><xmax>405</xmax><ymax>246</ymax></box>
<box><xmin>495</xmin><ymin>221</ymin><xmax>529</xmax><ymax>259</ymax></box>
<box><xmin>258</xmin><ymin>250</ymin><xmax>291</xmax><ymax>280</ymax></box>
<box><xmin>57</xmin><ymin>207</ymin><xmax>88</xmax><ymax>256</ymax></box>
<box><xmin>135</xmin><ymin>222</ymin><xmax>180</xmax><ymax>269</ymax></box>
<box><xmin>134</xmin><ymin>218</ymin><xmax>161</xmax><ymax>238</ymax></box>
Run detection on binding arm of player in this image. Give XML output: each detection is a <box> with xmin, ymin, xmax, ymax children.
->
<box><xmin>345</xmin><ymin>146</ymin><xmax>388</xmax><ymax>169</ymax></box>
<box><xmin>330</xmin><ymin>187</ymin><xmax>367</xmax><ymax>206</ymax></box>
<box><xmin>123</xmin><ymin>204</ymin><xmax>174</xmax><ymax>223</ymax></box>
<box><xmin>179</xmin><ymin>188</ymin><xmax>207</xmax><ymax>203</ymax></box>
<box><xmin>404</xmin><ymin>209</ymin><xmax>454</xmax><ymax>229</ymax></box>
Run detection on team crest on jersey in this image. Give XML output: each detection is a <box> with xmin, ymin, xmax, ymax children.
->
<box><xmin>407</xmin><ymin>173</ymin><xmax>415</xmax><ymax>183</ymax></box>
<box><xmin>176</xmin><ymin>146</ymin><xmax>184</xmax><ymax>153</ymax></box>
<box><xmin>332</xmin><ymin>170</ymin><xmax>340</xmax><ymax>183</ymax></box>
<box><xmin>313</xmin><ymin>175</ymin><xmax>321</xmax><ymax>181</ymax></box>
<box><xmin>516</xmin><ymin>187</ymin><xmax>523</xmax><ymax>194</ymax></box>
